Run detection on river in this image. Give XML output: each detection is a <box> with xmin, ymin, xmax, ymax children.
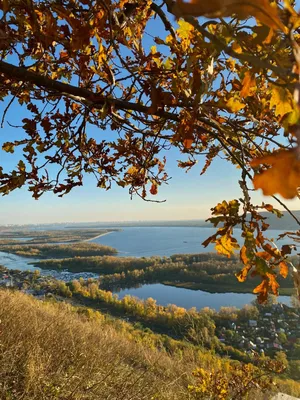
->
<box><xmin>0</xmin><ymin>227</ymin><xmax>295</xmax><ymax>309</ymax></box>
<box><xmin>114</xmin><ymin>283</ymin><xmax>291</xmax><ymax>311</ymax></box>
<box><xmin>91</xmin><ymin>227</ymin><xmax>294</xmax><ymax>257</ymax></box>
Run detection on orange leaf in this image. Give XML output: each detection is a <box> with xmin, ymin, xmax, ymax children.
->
<box><xmin>236</xmin><ymin>265</ymin><xmax>251</xmax><ymax>282</ymax></box>
<box><xmin>279</xmin><ymin>261</ymin><xmax>288</xmax><ymax>279</ymax></box>
<box><xmin>240</xmin><ymin>245</ymin><xmax>250</xmax><ymax>264</ymax></box>
<box><xmin>173</xmin><ymin>0</ymin><xmax>287</xmax><ymax>32</ymax></box>
<box><xmin>183</xmin><ymin>138</ymin><xmax>193</xmax><ymax>149</ymax></box>
<box><xmin>267</xmin><ymin>273</ymin><xmax>279</xmax><ymax>296</ymax></box>
<box><xmin>150</xmin><ymin>183</ymin><xmax>158</xmax><ymax>195</ymax></box>
<box><xmin>253</xmin><ymin>279</ymin><xmax>268</xmax><ymax>304</ymax></box>
<box><xmin>240</xmin><ymin>71</ymin><xmax>256</xmax><ymax>98</ymax></box>
<box><xmin>253</xmin><ymin>280</ymin><xmax>265</xmax><ymax>294</ymax></box>
<box><xmin>251</xmin><ymin>149</ymin><xmax>300</xmax><ymax>199</ymax></box>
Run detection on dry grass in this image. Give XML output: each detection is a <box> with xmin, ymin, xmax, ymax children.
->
<box><xmin>0</xmin><ymin>289</ymin><xmax>193</xmax><ymax>400</ymax></box>
<box><xmin>1</xmin><ymin>289</ymin><xmax>300</xmax><ymax>400</ymax></box>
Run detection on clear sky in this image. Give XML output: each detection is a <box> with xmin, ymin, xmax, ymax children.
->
<box><xmin>1</xmin><ymin>8</ymin><xmax>299</xmax><ymax>225</ymax></box>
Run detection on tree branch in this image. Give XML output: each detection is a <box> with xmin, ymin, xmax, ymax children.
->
<box><xmin>0</xmin><ymin>60</ymin><xmax>179</xmax><ymax>122</ymax></box>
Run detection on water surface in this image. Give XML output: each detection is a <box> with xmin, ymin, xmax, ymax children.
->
<box><xmin>93</xmin><ymin>227</ymin><xmax>293</xmax><ymax>258</ymax></box>
<box><xmin>115</xmin><ymin>283</ymin><xmax>291</xmax><ymax>311</ymax></box>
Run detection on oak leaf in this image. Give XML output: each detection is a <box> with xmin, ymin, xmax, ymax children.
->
<box><xmin>173</xmin><ymin>0</ymin><xmax>286</xmax><ymax>32</ymax></box>
<box><xmin>150</xmin><ymin>182</ymin><xmax>158</xmax><ymax>195</ymax></box>
<box><xmin>215</xmin><ymin>233</ymin><xmax>239</xmax><ymax>257</ymax></box>
<box><xmin>226</xmin><ymin>96</ymin><xmax>246</xmax><ymax>113</ymax></box>
<box><xmin>253</xmin><ymin>279</ymin><xmax>268</xmax><ymax>303</ymax></box>
<box><xmin>236</xmin><ymin>265</ymin><xmax>251</xmax><ymax>282</ymax></box>
<box><xmin>279</xmin><ymin>261</ymin><xmax>288</xmax><ymax>279</ymax></box>
<box><xmin>240</xmin><ymin>71</ymin><xmax>256</xmax><ymax>98</ymax></box>
<box><xmin>251</xmin><ymin>150</ymin><xmax>300</xmax><ymax>199</ymax></box>
<box><xmin>240</xmin><ymin>245</ymin><xmax>250</xmax><ymax>264</ymax></box>
<box><xmin>269</xmin><ymin>86</ymin><xmax>294</xmax><ymax>118</ymax></box>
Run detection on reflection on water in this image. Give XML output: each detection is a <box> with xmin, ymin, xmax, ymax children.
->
<box><xmin>0</xmin><ymin>251</ymin><xmax>38</xmax><ymax>271</ymax></box>
<box><xmin>115</xmin><ymin>283</ymin><xmax>291</xmax><ymax>311</ymax></box>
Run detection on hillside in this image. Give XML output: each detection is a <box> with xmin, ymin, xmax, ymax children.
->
<box><xmin>1</xmin><ymin>289</ymin><xmax>300</xmax><ymax>399</ymax></box>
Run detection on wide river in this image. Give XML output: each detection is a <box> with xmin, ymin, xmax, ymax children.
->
<box><xmin>92</xmin><ymin>227</ymin><xmax>293</xmax><ymax>257</ymax></box>
<box><xmin>0</xmin><ymin>227</ymin><xmax>294</xmax><ymax>310</ymax></box>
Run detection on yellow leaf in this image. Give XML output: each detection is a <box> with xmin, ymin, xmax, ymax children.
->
<box><xmin>251</xmin><ymin>149</ymin><xmax>300</xmax><ymax>199</ymax></box>
<box><xmin>127</xmin><ymin>166</ymin><xmax>139</xmax><ymax>175</ymax></box>
<box><xmin>215</xmin><ymin>233</ymin><xmax>239</xmax><ymax>258</ymax></box>
<box><xmin>176</xmin><ymin>19</ymin><xmax>194</xmax><ymax>40</ymax></box>
<box><xmin>173</xmin><ymin>0</ymin><xmax>287</xmax><ymax>33</ymax></box>
<box><xmin>226</xmin><ymin>96</ymin><xmax>246</xmax><ymax>113</ymax></box>
<box><xmin>240</xmin><ymin>71</ymin><xmax>256</xmax><ymax>98</ymax></box>
<box><xmin>232</xmin><ymin>42</ymin><xmax>242</xmax><ymax>54</ymax></box>
<box><xmin>269</xmin><ymin>86</ymin><xmax>294</xmax><ymax>118</ymax></box>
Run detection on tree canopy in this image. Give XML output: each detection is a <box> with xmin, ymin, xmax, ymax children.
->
<box><xmin>1</xmin><ymin>0</ymin><xmax>300</xmax><ymax>301</ymax></box>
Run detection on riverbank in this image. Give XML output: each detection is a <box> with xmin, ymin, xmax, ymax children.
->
<box><xmin>162</xmin><ymin>281</ymin><xmax>294</xmax><ymax>296</ymax></box>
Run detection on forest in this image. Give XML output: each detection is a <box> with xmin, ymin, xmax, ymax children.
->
<box><xmin>0</xmin><ymin>228</ymin><xmax>118</xmax><ymax>244</ymax></box>
<box><xmin>31</xmin><ymin>252</ymin><xmax>297</xmax><ymax>295</ymax></box>
<box><xmin>0</xmin><ymin>242</ymin><xmax>117</xmax><ymax>258</ymax></box>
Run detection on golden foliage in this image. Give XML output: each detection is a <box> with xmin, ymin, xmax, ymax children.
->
<box><xmin>251</xmin><ymin>150</ymin><xmax>300</xmax><ymax>199</ymax></box>
<box><xmin>173</xmin><ymin>0</ymin><xmax>286</xmax><ymax>31</ymax></box>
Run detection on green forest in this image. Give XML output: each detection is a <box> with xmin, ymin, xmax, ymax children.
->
<box><xmin>30</xmin><ymin>252</ymin><xmax>297</xmax><ymax>295</ymax></box>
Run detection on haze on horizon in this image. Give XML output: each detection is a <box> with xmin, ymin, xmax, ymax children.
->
<box><xmin>1</xmin><ymin>152</ymin><xmax>299</xmax><ymax>225</ymax></box>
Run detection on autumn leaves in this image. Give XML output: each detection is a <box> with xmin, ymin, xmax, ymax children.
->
<box><xmin>173</xmin><ymin>0</ymin><xmax>300</xmax><ymax>200</ymax></box>
<box><xmin>173</xmin><ymin>0</ymin><xmax>286</xmax><ymax>32</ymax></box>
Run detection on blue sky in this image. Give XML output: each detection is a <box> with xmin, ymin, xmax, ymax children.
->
<box><xmin>0</xmin><ymin>6</ymin><xmax>299</xmax><ymax>225</ymax></box>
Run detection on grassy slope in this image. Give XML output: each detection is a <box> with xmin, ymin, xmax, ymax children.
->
<box><xmin>1</xmin><ymin>289</ymin><xmax>300</xmax><ymax>399</ymax></box>
<box><xmin>0</xmin><ymin>289</ymin><xmax>193</xmax><ymax>400</ymax></box>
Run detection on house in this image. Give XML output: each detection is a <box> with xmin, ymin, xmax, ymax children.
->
<box><xmin>256</xmin><ymin>337</ymin><xmax>264</xmax><ymax>345</ymax></box>
<box><xmin>249</xmin><ymin>341</ymin><xmax>257</xmax><ymax>349</ymax></box>
<box><xmin>231</xmin><ymin>322</ymin><xmax>237</xmax><ymax>330</ymax></box>
<box><xmin>249</xmin><ymin>320</ymin><xmax>257</xmax><ymax>327</ymax></box>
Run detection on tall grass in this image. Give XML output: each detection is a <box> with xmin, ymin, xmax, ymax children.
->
<box><xmin>0</xmin><ymin>289</ymin><xmax>192</xmax><ymax>399</ymax></box>
<box><xmin>1</xmin><ymin>289</ymin><xmax>300</xmax><ymax>399</ymax></box>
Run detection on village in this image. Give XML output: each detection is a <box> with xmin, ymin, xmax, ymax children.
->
<box><xmin>216</xmin><ymin>302</ymin><xmax>300</xmax><ymax>359</ymax></box>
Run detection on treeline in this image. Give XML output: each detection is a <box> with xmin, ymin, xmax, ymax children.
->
<box><xmin>32</xmin><ymin>252</ymin><xmax>295</xmax><ymax>294</ymax></box>
<box><xmin>0</xmin><ymin>228</ymin><xmax>117</xmax><ymax>244</ymax></box>
<box><xmin>51</xmin><ymin>277</ymin><xmax>267</xmax><ymax>364</ymax></box>
<box><xmin>33</xmin><ymin>255</ymin><xmax>160</xmax><ymax>273</ymax></box>
<box><xmin>0</xmin><ymin>242</ymin><xmax>117</xmax><ymax>259</ymax></box>
<box><xmin>49</xmin><ymin>278</ymin><xmax>300</xmax><ymax>378</ymax></box>
<box><xmin>96</xmin><ymin>260</ymin><xmax>294</xmax><ymax>295</ymax></box>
